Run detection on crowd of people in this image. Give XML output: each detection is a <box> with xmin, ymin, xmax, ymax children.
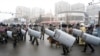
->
<box><xmin>0</xmin><ymin>22</ymin><xmax>99</xmax><ymax>55</ymax></box>
<box><xmin>0</xmin><ymin>23</ymin><xmax>27</xmax><ymax>48</ymax></box>
<box><xmin>41</xmin><ymin>23</ymin><xmax>99</xmax><ymax>55</ymax></box>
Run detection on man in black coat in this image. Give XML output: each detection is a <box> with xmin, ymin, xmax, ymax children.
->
<box><xmin>82</xmin><ymin>25</ymin><xmax>95</xmax><ymax>53</ymax></box>
<box><xmin>40</xmin><ymin>25</ymin><xmax>45</xmax><ymax>40</ymax></box>
<box><xmin>31</xmin><ymin>25</ymin><xmax>39</xmax><ymax>46</ymax></box>
<box><xmin>61</xmin><ymin>24</ymin><xmax>70</xmax><ymax>55</ymax></box>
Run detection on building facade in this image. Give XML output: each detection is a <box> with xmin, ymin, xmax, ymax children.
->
<box><xmin>71</xmin><ymin>3</ymin><xmax>85</xmax><ymax>11</ymax></box>
<box><xmin>30</xmin><ymin>8</ymin><xmax>45</xmax><ymax>18</ymax></box>
<box><xmin>86</xmin><ymin>4</ymin><xmax>100</xmax><ymax>24</ymax></box>
<box><xmin>69</xmin><ymin>3</ymin><xmax>85</xmax><ymax>24</ymax></box>
<box><xmin>55</xmin><ymin>1</ymin><xmax>70</xmax><ymax>14</ymax></box>
<box><xmin>55</xmin><ymin>2</ymin><xmax>85</xmax><ymax>24</ymax></box>
<box><xmin>30</xmin><ymin>7</ymin><xmax>45</xmax><ymax>23</ymax></box>
<box><xmin>16</xmin><ymin>6</ymin><xmax>30</xmax><ymax>19</ymax></box>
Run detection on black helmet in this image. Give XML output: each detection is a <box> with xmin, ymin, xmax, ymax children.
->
<box><xmin>62</xmin><ymin>24</ymin><xmax>67</xmax><ymax>27</ymax></box>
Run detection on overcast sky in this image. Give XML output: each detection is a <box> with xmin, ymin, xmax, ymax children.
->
<box><xmin>0</xmin><ymin>0</ymin><xmax>99</xmax><ymax>21</ymax></box>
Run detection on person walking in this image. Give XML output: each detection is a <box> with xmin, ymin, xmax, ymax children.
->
<box><xmin>61</xmin><ymin>24</ymin><xmax>69</xmax><ymax>55</ymax></box>
<box><xmin>40</xmin><ymin>25</ymin><xmax>45</xmax><ymax>40</ymax></box>
<box><xmin>29</xmin><ymin>24</ymin><xmax>33</xmax><ymax>41</ymax></box>
<box><xmin>82</xmin><ymin>24</ymin><xmax>95</xmax><ymax>53</ymax></box>
<box><xmin>31</xmin><ymin>24</ymin><xmax>39</xmax><ymax>46</ymax></box>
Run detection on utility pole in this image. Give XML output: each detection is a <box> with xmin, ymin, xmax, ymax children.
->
<box><xmin>98</xmin><ymin>11</ymin><xmax>100</xmax><ymax>25</ymax></box>
<box><xmin>50</xmin><ymin>10</ymin><xmax>52</xmax><ymax>24</ymax></box>
<box><xmin>96</xmin><ymin>11</ymin><xmax>100</xmax><ymax>37</ymax></box>
<box><xmin>66</xmin><ymin>13</ymin><xmax>69</xmax><ymax>24</ymax></box>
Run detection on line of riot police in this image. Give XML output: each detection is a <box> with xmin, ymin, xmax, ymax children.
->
<box><xmin>0</xmin><ymin>23</ymin><xmax>27</xmax><ymax>48</ymax></box>
<box><xmin>0</xmin><ymin>22</ymin><xmax>99</xmax><ymax>56</ymax></box>
<box><xmin>0</xmin><ymin>23</ymin><xmax>8</xmax><ymax>44</ymax></box>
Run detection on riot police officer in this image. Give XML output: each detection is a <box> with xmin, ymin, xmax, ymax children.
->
<box><xmin>22</xmin><ymin>24</ymin><xmax>27</xmax><ymax>41</ymax></box>
<box><xmin>0</xmin><ymin>24</ymin><xmax>8</xmax><ymax>44</ymax></box>
<box><xmin>12</xmin><ymin>27</ymin><xmax>18</xmax><ymax>48</ymax></box>
<box><xmin>40</xmin><ymin>25</ymin><xmax>45</xmax><ymax>40</ymax></box>
<box><xmin>49</xmin><ymin>24</ymin><xmax>55</xmax><ymax>31</ymax></box>
<box><xmin>82</xmin><ymin>25</ymin><xmax>95</xmax><ymax>53</ymax></box>
<box><xmin>31</xmin><ymin>24</ymin><xmax>39</xmax><ymax>46</ymax></box>
<box><xmin>61</xmin><ymin>24</ymin><xmax>70</xmax><ymax>55</ymax></box>
<box><xmin>29</xmin><ymin>24</ymin><xmax>33</xmax><ymax>41</ymax></box>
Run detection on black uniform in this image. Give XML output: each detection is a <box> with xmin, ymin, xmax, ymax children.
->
<box><xmin>61</xmin><ymin>27</ymin><xmax>69</xmax><ymax>55</ymax></box>
<box><xmin>29</xmin><ymin>25</ymin><xmax>33</xmax><ymax>41</ymax></box>
<box><xmin>82</xmin><ymin>25</ymin><xmax>95</xmax><ymax>53</ymax></box>
<box><xmin>74</xmin><ymin>23</ymin><xmax>80</xmax><ymax>43</ymax></box>
<box><xmin>0</xmin><ymin>26</ymin><xmax>8</xmax><ymax>44</ymax></box>
<box><xmin>12</xmin><ymin>28</ymin><xmax>18</xmax><ymax>48</ymax></box>
<box><xmin>60</xmin><ymin>23</ymin><xmax>69</xmax><ymax>55</ymax></box>
<box><xmin>40</xmin><ymin>25</ymin><xmax>45</xmax><ymax>40</ymax></box>
<box><xmin>49</xmin><ymin>24</ymin><xmax>55</xmax><ymax>31</ymax></box>
<box><xmin>31</xmin><ymin>25</ymin><xmax>39</xmax><ymax>46</ymax></box>
<box><xmin>17</xmin><ymin>27</ymin><xmax>23</xmax><ymax>41</ymax></box>
<box><xmin>22</xmin><ymin>26</ymin><xmax>27</xmax><ymax>41</ymax></box>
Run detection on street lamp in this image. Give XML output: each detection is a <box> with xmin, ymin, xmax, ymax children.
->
<box><xmin>88</xmin><ymin>0</ymin><xmax>100</xmax><ymax>24</ymax></box>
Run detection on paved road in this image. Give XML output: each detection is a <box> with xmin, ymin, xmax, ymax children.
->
<box><xmin>0</xmin><ymin>34</ymin><xmax>100</xmax><ymax>56</ymax></box>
